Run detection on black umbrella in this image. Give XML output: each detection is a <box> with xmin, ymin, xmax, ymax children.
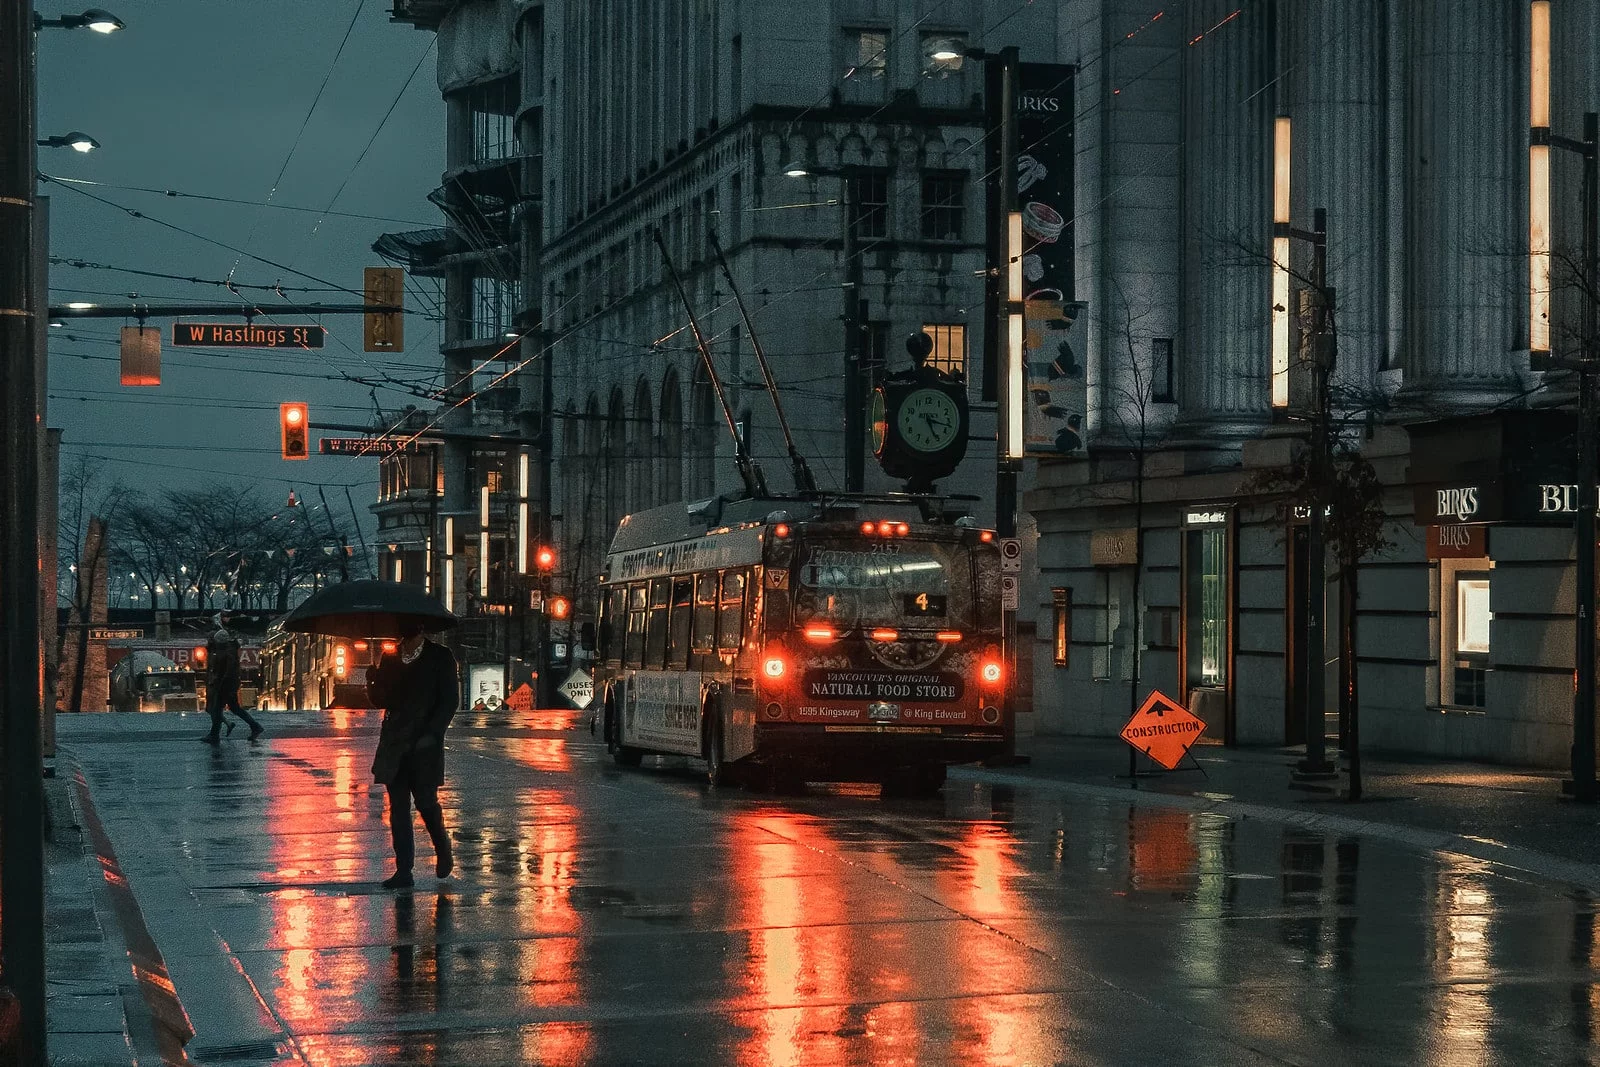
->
<box><xmin>279</xmin><ymin>579</ymin><xmax>459</xmax><ymax>639</ymax></box>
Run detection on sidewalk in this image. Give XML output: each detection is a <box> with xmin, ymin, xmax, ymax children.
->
<box><xmin>42</xmin><ymin>760</ymin><xmax>191</xmax><ymax>1066</ymax></box>
<box><xmin>955</xmin><ymin>735</ymin><xmax>1600</xmax><ymax>891</ymax></box>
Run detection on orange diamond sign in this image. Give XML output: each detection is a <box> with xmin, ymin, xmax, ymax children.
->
<box><xmin>505</xmin><ymin>683</ymin><xmax>535</xmax><ymax>713</ymax></box>
<box><xmin>1119</xmin><ymin>689</ymin><xmax>1206</xmax><ymax>770</ymax></box>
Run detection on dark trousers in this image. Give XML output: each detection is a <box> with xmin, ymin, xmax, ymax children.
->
<box><xmin>206</xmin><ymin>684</ymin><xmax>261</xmax><ymax>737</ymax></box>
<box><xmin>385</xmin><ymin>765</ymin><xmax>449</xmax><ymax>874</ymax></box>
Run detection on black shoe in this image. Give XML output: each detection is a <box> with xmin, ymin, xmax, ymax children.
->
<box><xmin>381</xmin><ymin>871</ymin><xmax>414</xmax><ymax>889</ymax></box>
<box><xmin>248</xmin><ymin>725</ymin><xmax>264</xmax><ymax>741</ymax></box>
<box><xmin>224</xmin><ymin>719</ymin><xmax>236</xmax><ymax>736</ymax></box>
<box><xmin>436</xmin><ymin>846</ymin><xmax>453</xmax><ymax>879</ymax></box>
<box><xmin>199</xmin><ymin>734</ymin><xmax>220</xmax><ymax>745</ymax></box>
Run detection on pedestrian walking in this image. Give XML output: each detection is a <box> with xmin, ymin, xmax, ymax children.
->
<box><xmin>368</xmin><ymin>620</ymin><xmax>460</xmax><ymax>889</ymax></box>
<box><xmin>201</xmin><ymin>612</ymin><xmax>264</xmax><ymax>743</ymax></box>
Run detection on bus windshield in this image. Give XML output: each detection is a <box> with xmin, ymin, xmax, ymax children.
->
<box><xmin>792</xmin><ymin>538</ymin><xmax>975</xmax><ymax>631</ymax></box>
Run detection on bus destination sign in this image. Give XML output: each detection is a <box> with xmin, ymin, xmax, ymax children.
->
<box><xmin>171</xmin><ymin>323</ymin><xmax>326</xmax><ymax>349</ymax></box>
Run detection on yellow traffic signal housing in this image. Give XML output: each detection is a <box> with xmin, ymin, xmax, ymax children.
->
<box><xmin>364</xmin><ymin>266</ymin><xmax>404</xmax><ymax>352</ymax></box>
<box><xmin>280</xmin><ymin>402</ymin><xmax>309</xmax><ymax>460</ymax></box>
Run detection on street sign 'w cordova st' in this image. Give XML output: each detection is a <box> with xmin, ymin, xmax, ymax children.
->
<box><xmin>171</xmin><ymin>323</ymin><xmax>326</xmax><ymax>348</ymax></box>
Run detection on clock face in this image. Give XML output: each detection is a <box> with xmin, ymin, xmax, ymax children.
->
<box><xmin>870</xmin><ymin>389</ymin><xmax>888</xmax><ymax>455</ymax></box>
<box><xmin>897</xmin><ymin>388</ymin><xmax>961</xmax><ymax>452</ymax></box>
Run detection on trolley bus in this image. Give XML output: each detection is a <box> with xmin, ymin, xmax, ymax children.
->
<box><xmin>258</xmin><ymin>624</ymin><xmax>394</xmax><ymax>710</ymax></box>
<box><xmin>595</xmin><ymin>494</ymin><xmax>1008</xmax><ymax>793</ymax></box>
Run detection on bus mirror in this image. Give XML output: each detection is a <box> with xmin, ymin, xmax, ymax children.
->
<box><xmin>580</xmin><ymin>622</ymin><xmax>597</xmax><ymax>651</ymax></box>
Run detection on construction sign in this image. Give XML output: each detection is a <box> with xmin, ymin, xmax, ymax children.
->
<box><xmin>1119</xmin><ymin>689</ymin><xmax>1205</xmax><ymax>771</ymax></box>
<box><xmin>505</xmin><ymin>683</ymin><xmax>535</xmax><ymax>713</ymax></box>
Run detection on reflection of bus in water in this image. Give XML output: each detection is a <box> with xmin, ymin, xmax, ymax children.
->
<box><xmin>110</xmin><ymin>651</ymin><xmax>202</xmax><ymax>713</ymax></box>
<box><xmin>595</xmin><ymin>495</ymin><xmax>1008</xmax><ymax>793</ymax></box>
<box><xmin>257</xmin><ymin>625</ymin><xmax>394</xmax><ymax>710</ymax></box>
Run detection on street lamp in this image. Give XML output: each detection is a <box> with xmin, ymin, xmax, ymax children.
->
<box><xmin>37</xmin><ymin>131</ymin><xmax>98</xmax><ymax>153</ymax></box>
<box><xmin>781</xmin><ymin>160</ymin><xmax>866</xmax><ymax>491</ymax></box>
<box><xmin>33</xmin><ymin>8</ymin><xmax>124</xmax><ymax>32</ymax></box>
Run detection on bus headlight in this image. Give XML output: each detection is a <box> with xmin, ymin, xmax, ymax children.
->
<box><xmin>762</xmin><ymin>654</ymin><xmax>787</xmax><ymax>681</ymax></box>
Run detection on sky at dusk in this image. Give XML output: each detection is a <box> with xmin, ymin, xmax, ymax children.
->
<box><xmin>38</xmin><ymin>0</ymin><xmax>445</xmax><ymax>535</ymax></box>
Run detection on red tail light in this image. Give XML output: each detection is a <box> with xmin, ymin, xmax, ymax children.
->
<box><xmin>980</xmin><ymin>530</ymin><xmax>995</xmax><ymax>543</ymax></box>
<box><xmin>894</xmin><ymin>522</ymin><xmax>909</xmax><ymax>536</ymax></box>
<box><xmin>860</xmin><ymin>521</ymin><xmax>875</xmax><ymax>535</ymax></box>
<box><xmin>936</xmin><ymin>631</ymin><xmax>963</xmax><ymax>643</ymax></box>
<box><xmin>877</xmin><ymin>521</ymin><xmax>894</xmax><ymax>536</ymax></box>
<box><xmin>870</xmin><ymin>628</ymin><xmax>899</xmax><ymax>642</ymax></box>
<box><xmin>980</xmin><ymin>661</ymin><xmax>1004</xmax><ymax>686</ymax></box>
<box><xmin>353</xmin><ymin>640</ymin><xmax>369</xmax><ymax>651</ymax></box>
<box><xmin>381</xmin><ymin>641</ymin><xmax>398</xmax><ymax>654</ymax></box>
<box><xmin>804</xmin><ymin>626</ymin><xmax>836</xmax><ymax>642</ymax></box>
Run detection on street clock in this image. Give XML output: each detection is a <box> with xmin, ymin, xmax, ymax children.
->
<box><xmin>872</xmin><ymin>333</ymin><xmax>970</xmax><ymax>491</ymax></box>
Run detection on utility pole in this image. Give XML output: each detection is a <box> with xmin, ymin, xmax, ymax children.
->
<box><xmin>0</xmin><ymin>0</ymin><xmax>47</xmax><ymax>1058</ymax></box>
<box><xmin>993</xmin><ymin>46</ymin><xmax>1021</xmax><ymax>538</ymax></box>
<box><xmin>1289</xmin><ymin>208</ymin><xmax>1337</xmax><ymax>779</ymax></box>
<box><xmin>1553</xmin><ymin>112</ymin><xmax>1600</xmax><ymax>802</ymax></box>
<box><xmin>841</xmin><ymin>175</ymin><xmax>864</xmax><ymax>492</ymax></box>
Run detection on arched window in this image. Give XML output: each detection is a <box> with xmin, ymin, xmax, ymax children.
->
<box><xmin>604</xmin><ymin>388</ymin><xmax>627</xmax><ymax>537</ymax></box>
<box><xmin>658</xmin><ymin>367</ymin><xmax>683</xmax><ymax>504</ymax></box>
<box><xmin>629</xmin><ymin>377</ymin><xmax>653</xmax><ymax>512</ymax></box>
<box><xmin>689</xmin><ymin>364</ymin><xmax>718</xmax><ymax>499</ymax></box>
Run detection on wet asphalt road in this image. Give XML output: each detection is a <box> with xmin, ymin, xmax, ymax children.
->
<box><xmin>58</xmin><ymin>709</ymin><xmax>1600</xmax><ymax>1067</ymax></box>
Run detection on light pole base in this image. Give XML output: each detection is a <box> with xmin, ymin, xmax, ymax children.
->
<box><xmin>1293</xmin><ymin>760</ymin><xmax>1338</xmax><ymax>780</ymax></box>
<box><xmin>1561</xmin><ymin>778</ymin><xmax>1599</xmax><ymax>803</ymax></box>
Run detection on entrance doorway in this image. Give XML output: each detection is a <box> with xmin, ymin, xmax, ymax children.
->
<box><xmin>1285</xmin><ymin>525</ymin><xmax>1308</xmax><ymax>745</ymax></box>
<box><xmin>1180</xmin><ymin>510</ymin><xmax>1233</xmax><ymax>742</ymax></box>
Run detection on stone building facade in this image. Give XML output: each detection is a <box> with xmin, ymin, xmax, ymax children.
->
<box><xmin>1030</xmin><ymin>1</ymin><xmax>1600</xmax><ymax>767</ymax></box>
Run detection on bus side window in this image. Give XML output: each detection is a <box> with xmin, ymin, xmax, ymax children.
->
<box><xmin>646</xmin><ymin>578</ymin><xmax>671</xmax><ymax>667</ymax></box>
<box><xmin>692</xmin><ymin>573</ymin><xmax>717</xmax><ymax>653</ymax></box>
<box><xmin>625</xmin><ymin>583</ymin><xmax>648</xmax><ymax>668</ymax></box>
<box><xmin>667</xmin><ymin>577</ymin><xmax>695</xmax><ymax>666</ymax></box>
<box><xmin>717</xmin><ymin>569</ymin><xmax>746</xmax><ymax>651</ymax></box>
<box><xmin>601</xmin><ymin>586</ymin><xmax>625</xmax><ymax>662</ymax></box>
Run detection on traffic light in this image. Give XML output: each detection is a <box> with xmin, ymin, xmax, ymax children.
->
<box><xmin>535</xmin><ymin>545</ymin><xmax>556</xmax><ymax>571</ymax></box>
<box><xmin>280</xmin><ymin>402</ymin><xmax>309</xmax><ymax>460</ymax></box>
<box><xmin>548</xmin><ymin>595</ymin><xmax>571</xmax><ymax>620</ymax></box>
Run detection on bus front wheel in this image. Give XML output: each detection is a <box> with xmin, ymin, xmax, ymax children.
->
<box><xmin>704</xmin><ymin>708</ymin><xmax>730</xmax><ymax>788</ymax></box>
<box><xmin>606</xmin><ymin>698</ymin><xmax>643</xmax><ymax>767</ymax></box>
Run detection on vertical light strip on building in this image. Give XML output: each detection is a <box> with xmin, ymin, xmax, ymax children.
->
<box><xmin>479</xmin><ymin>484</ymin><xmax>491</xmax><ymax>599</ymax></box>
<box><xmin>443</xmin><ymin>516</ymin><xmax>455</xmax><ymax>614</ymax></box>
<box><xmin>424</xmin><ymin>535</ymin><xmax>433</xmax><ymax>594</ymax></box>
<box><xmin>1271</xmin><ymin>116</ymin><xmax>1292</xmax><ymax>408</ymax></box>
<box><xmin>1004</xmin><ymin>211</ymin><xmax>1025</xmax><ymax>460</ymax></box>
<box><xmin>393</xmin><ymin>557</ymin><xmax>403</xmax><ymax>582</ymax></box>
<box><xmin>517</xmin><ymin>450</ymin><xmax>530</xmax><ymax>575</ymax></box>
<box><xmin>1529</xmin><ymin>0</ymin><xmax>1552</xmax><ymax>355</ymax></box>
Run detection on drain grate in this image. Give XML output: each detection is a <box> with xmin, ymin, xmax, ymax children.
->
<box><xmin>189</xmin><ymin>1039</ymin><xmax>286</xmax><ymax>1063</ymax></box>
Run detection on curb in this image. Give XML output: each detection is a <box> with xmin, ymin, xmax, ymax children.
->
<box><xmin>67</xmin><ymin>761</ymin><xmax>196</xmax><ymax>1065</ymax></box>
<box><xmin>950</xmin><ymin>764</ymin><xmax>1600</xmax><ymax>893</ymax></box>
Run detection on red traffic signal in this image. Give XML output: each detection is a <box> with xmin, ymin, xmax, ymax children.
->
<box><xmin>548</xmin><ymin>595</ymin><xmax>571</xmax><ymax>620</ymax></box>
<box><xmin>280</xmin><ymin>402</ymin><xmax>309</xmax><ymax>460</ymax></box>
<box><xmin>535</xmin><ymin>545</ymin><xmax>556</xmax><ymax>571</ymax></box>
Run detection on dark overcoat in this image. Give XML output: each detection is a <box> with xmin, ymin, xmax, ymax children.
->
<box><xmin>367</xmin><ymin>640</ymin><xmax>460</xmax><ymax>787</ymax></box>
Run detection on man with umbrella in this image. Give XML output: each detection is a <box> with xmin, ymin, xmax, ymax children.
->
<box><xmin>367</xmin><ymin>619</ymin><xmax>460</xmax><ymax>889</ymax></box>
<box><xmin>280</xmin><ymin>579</ymin><xmax>462</xmax><ymax>890</ymax></box>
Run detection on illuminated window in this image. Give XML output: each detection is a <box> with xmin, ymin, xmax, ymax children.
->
<box><xmin>921</xmin><ymin>323</ymin><xmax>967</xmax><ymax>377</ymax></box>
<box><xmin>1052</xmin><ymin>588</ymin><xmax>1070</xmax><ymax>667</ymax></box>
<box><xmin>1439</xmin><ymin>558</ymin><xmax>1491</xmax><ymax>709</ymax></box>
<box><xmin>842</xmin><ymin>28</ymin><xmax>888</xmax><ymax>101</ymax></box>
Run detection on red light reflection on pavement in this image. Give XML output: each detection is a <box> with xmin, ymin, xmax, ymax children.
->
<box><xmin>518</xmin><ymin>737</ymin><xmax>573</xmax><ymax>772</ymax></box>
<box><xmin>1127</xmin><ymin>807</ymin><xmax>1199</xmax><ymax>894</ymax></box>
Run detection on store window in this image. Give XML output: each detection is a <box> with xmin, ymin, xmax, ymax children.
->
<box><xmin>1440</xmin><ymin>558</ymin><xmax>1491</xmax><ymax>708</ymax></box>
<box><xmin>1182</xmin><ymin>514</ymin><xmax>1230</xmax><ymax>693</ymax></box>
<box><xmin>1052</xmin><ymin>588</ymin><xmax>1070</xmax><ymax>667</ymax></box>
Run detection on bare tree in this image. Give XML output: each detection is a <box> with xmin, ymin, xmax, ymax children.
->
<box><xmin>57</xmin><ymin>457</ymin><xmax>130</xmax><ymax>712</ymax></box>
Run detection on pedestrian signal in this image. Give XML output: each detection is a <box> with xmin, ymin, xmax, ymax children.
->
<box><xmin>548</xmin><ymin>596</ymin><xmax>571</xmax><ymax>620</ymax></box>
<box><xmin>280</xmin><ymin>402</ymin><xmax>309</xmax><ymax>460</ymax></box>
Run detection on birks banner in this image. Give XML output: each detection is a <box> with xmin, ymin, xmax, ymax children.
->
<box><xmin>1016</xmin><ymin>63</ymin><xmax>1084</xmax><ymax>457</ymax></box>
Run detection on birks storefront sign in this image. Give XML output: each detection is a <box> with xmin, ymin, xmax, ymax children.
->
<box><xmin>1413</xmin><ymin>482</ymin><xmax>1600</xmax><ymax>524</ymax></box>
